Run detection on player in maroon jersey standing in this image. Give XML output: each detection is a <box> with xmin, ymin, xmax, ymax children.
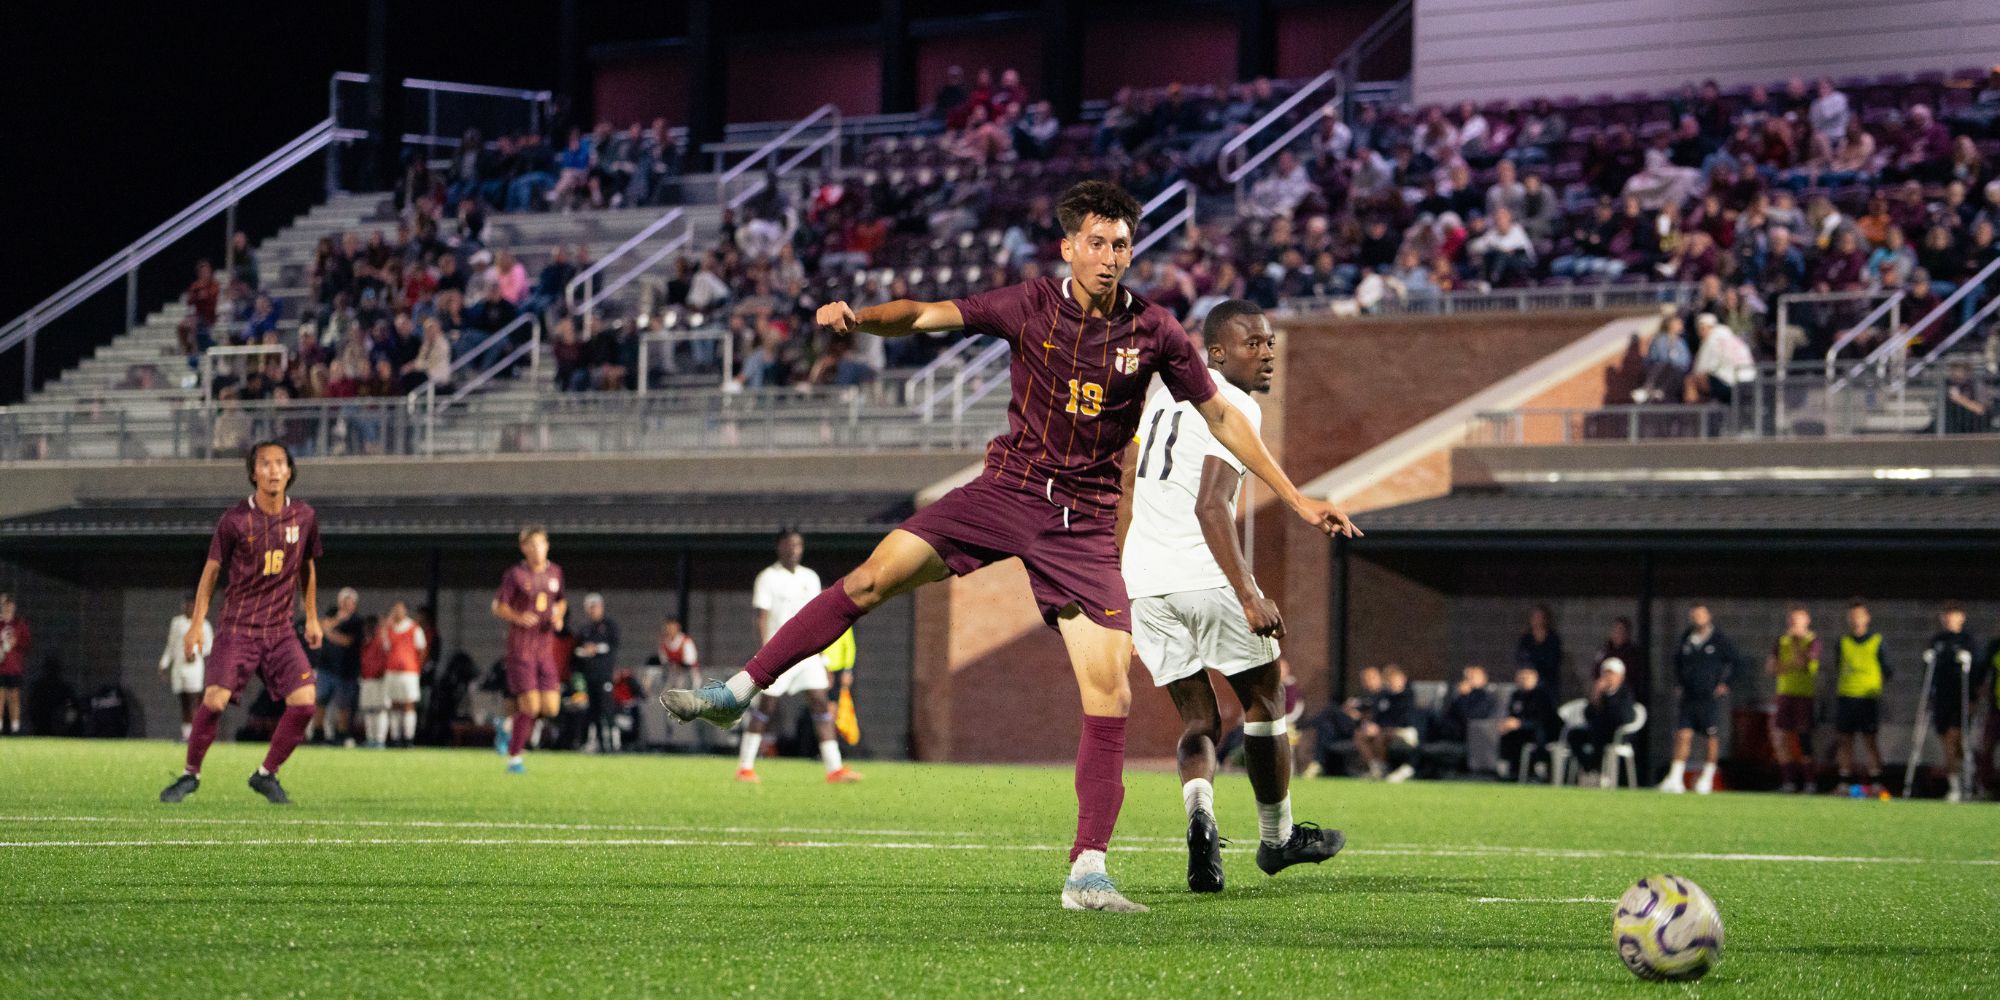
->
<box><xmin>662</xmin><ymin>180</ymin><xmax>1359</xmax><ymax>912</ymax></box>
<box><xmin>492</xmin><ymin>524</ymin><xmax>566</xmax><ymax>774</ymax></box>
<box><xmin>160</xmin><ymin>441</ymin><xmax>325</xmax><ymax>805</ymax></box>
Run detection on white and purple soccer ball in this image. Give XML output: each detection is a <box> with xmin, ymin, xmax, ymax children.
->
<box><xmin>1613</xmin><ymin>874</ymin><xmax>1724</xmax><ymax>982</ymax></box>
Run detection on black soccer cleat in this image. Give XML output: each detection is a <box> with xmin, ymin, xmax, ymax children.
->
<box><xmin>1256</xmin><ymin>821</ymin><xmax>1346</xmax><ymax>876</ymax></box>
<box><xmin>1186</xmin><ymin>809</ymin><xmax>1225</xmax><ymax>893</ymax></box>
<box><xmin>247</xmin><ymin>771</ymin><xmax>292</xmax><ymax>805</ymax></box>
<box><xmin>159</xmin><ymin>774</ymin><xmax>200</xmax><ymax>803</ymax></box>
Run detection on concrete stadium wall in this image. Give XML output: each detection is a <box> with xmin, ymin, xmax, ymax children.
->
<box><xmin>1414</xmin><ymin>0</ymin><xmax>2000</xmax><ymax>105</ymax></box>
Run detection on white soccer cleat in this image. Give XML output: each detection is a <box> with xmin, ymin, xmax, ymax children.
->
<box><xmin>1693</xmin><ymin>773</ymin><xmax>1714</xmax><ymax>795</ymax></box>
<box><xmin>1657</xmin><ymin>776</ymin><xmax>1685</xmax><ymax>794</ymax></box>
<box><xmin>1385</xmin><ymin>764</ymin><xmax>1415</xmax><ymax>784</ymax></box>
<box><xmin>1060</xmin><ymin>873</ymin><xmax>1149</xmax><ymax>913</ymax></box>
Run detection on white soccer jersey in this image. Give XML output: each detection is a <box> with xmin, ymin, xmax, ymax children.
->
<box><xmin>159</xmin><ymin>614</ymin><xmax>213</xmax><ymax>673</ymax></box>
<box><xmin>1121</xmin><ymin>377</ymin><xmax>1261</xmax><ymax>600</ymax></box>
<box><xmin>752</xmin><ymin>562</ymin><xmax>825</xmax><ymax>671</ymax></box>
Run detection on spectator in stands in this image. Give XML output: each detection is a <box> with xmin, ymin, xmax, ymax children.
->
<box><xmin>230</xmin><ymin>231</ymin><xmax>259</xmax><ymax>291</ymax></box>
<box><xmin>1749</xmin><ymin>225</ymin><xmax>1810</xmax><ymax>304</ymax></box>
<box><xmin>405</xmin><ymin>317</ymin><xmax>452</xmax><ymax>392</ymax></box>
<box><xmin>1244</xmin><ymin>150</ymin><xmax>1317</xmax><ymax>220</ymax></box>
<box><xmin>1569</xmin><ymin>658</ymin><xmax>1635</xmax><ymax>787</ymax></box>
<box><xmin>549</xmin><ymin>316</ymin><xmax>589</xmax><ymax>392</ymax></box>
<box><xmin>1637</xmin><ymin>313</ymin><xmax>1691</xmax><ymax>403</ymax></box>
<box><xmin>549</xmin><ymin>127</ymin><xmax>592</xmax><ymax>211</ymax></box>
<box><xmin>1808</xmin><ymin>78</ymin><xmax>1851</xmax><ymax>143</ymax></box>
<box><xmin>1496</xmin><ymin>666</ymin><xmax>1559</xmax><ymax>781</ymax></box>
<box><xmin>1468</xmin><ymin>206</ymin><xmax>1535</xmax><ymax>287</ymax></box>
<box><xmin>1419</xmin><ymin>665</ymin><xmax>1498</xmax><ymax>778</ymax></box>
<box><xmin>1917</xmin><ymin>224</ymin><xmax>1966</xmax><ymax>295</ymax></box>
<box><xmin>239</xmin><ymin>293</ymin><xmax>279</xmax><ymax>346</ymax></box>
<box><xmin>1515</xmin><ymin>605</ymin><xmax>1563</xmax><ymax>682</ymax></box>
<box><xmin>1485</xmin><ymin>158</ymin><xmax>1526</xmax><ymax>221</ymax></box>
<box><xmin>1868</xmin><ymin>223</ymin><xmax>1917</xmax><ymax>289</ymax></box>
<box><xmin>1689</xmin><ymin>312</ymin><xmax>1754</xmax><ymax>403</ymax></box>
<box><xmin>1011</xmin><ymin>101</ymin><xmax>1060</xmax><ymax>161</ymax></box>
<box><xmin>177</xmin><ymin>259</ymin><xmax>222</xmax><ymax>364</ymax></box>
<box><xmin>1942</xmin><ymin>359</ymin><xmax>1993</xmax><ymax>434</ymax></box>
<box><xmin>1888</xmin><ymin>105</ymin><xmax>1953</xmax><ymax>183</ymax></box>
<box><xmin>1310</xmin><ymin>106</ymin><xmax>1354</xmax><ymax>162</ymax></box>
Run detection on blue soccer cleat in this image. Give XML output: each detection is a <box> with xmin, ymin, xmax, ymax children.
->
<box><xmin>1060</xmin><ymin>872</ymin><xmax>1149</xmax><ymax>913</ymax></box>
<box><xmin>506</xmin><ymin>760</ymin><xmax>526</xmax><ymax>775</ymax></box>
<box><xmin>658</xmin><ymin>680</ymin><xmax>750</xmax><ymax>728</ymax></box>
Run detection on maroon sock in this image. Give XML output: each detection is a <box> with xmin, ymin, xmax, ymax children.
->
<box><xmin>508</xmin><ymin>711</ymin><xmax>536</xmax><ymax>756</ymax></box>
<box><xmin>184</xmin><ymin>704</ymin><xmax>222</xmax><ymax>777</ymax></box>
<box><xmin>1069</xmin><ymin>714</ymin><xmax>1128</xmax><ymax>862</ymax></box>
<box><xmin>745</xmin><ymin>579</ymin><xmax>867</xmax><ymax>687</ymax></box>
<box><xmin>260</xmin><ymin>704</ymin><xmax>314</xmax><ymax>775</ymax></box>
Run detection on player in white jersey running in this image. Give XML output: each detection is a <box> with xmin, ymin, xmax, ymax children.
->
<box><xmin>739</xmin><ymin>530</ymin><xmax>863</xmax><ymax>784</ymax></box>
<box><xmin>1120</xmin><ymin>300</ymin><xmax>1345</xmax><ymax>893</ymax></box>
<box><xmin>158</xmin><ymin>594</ymin><xmax>215</xmax><ymax>742</ymax></box>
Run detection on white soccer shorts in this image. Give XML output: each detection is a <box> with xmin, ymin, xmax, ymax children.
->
<box><xmin>383</xmin><ymin>672</ymin><xmax>421</xmax><ymax>705</ymax></box>
<box><xmin>169</xmin><ymin>663</ymin><xmax>205</xmax><ymax>695</ymax></box>
<box><xmin>762</xmin><ymin>655</ymin><xmax>829</xmax><ymax>698</ymax></box>
<box><xmin>358</xmin><ymin>678</ymin><xmax>389</xmax><ymax>711</ymax></box>
<box><xmin>1132</xmin><ymin>587</ymin><xmax>1280</xmax><ymax>687</ymax></box>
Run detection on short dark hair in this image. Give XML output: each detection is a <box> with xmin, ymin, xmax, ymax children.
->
<box><xmin>1849</xmin><ymin>598</ymin><xmax>1868</xmax><ymax>610</ymax></box>
<box><xmin>1056</xmin><ymin>180</ymin><xmax>1141</xmax><ymax>238</ymax></box>
<box><xmin>245</xmin><ymin>440</ymin><xmax>296</xmax><ymax>490</ymax></box>
<box><xmin>518</xmin><ymin>523</ymin><xmax>547</xmax><ymax>543</ymax></box>
<box><xmin>1942</xmin><ymin>602</ymin><xmax>1964</xmax><ymax>615</ymax></box>
<box><xmin>1201</xmin><ymin>299</ymin><xmax>1264</xmax><ymax>345</ymax></box>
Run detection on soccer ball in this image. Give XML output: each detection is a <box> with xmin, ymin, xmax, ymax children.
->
<box><xmin>1613</xmin><ymin>874</ymin><xmax>1724</xmax><ymax>981</ymax></box>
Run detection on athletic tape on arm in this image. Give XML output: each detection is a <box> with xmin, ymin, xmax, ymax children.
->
<box><xmin>1243</xmin><ymin>719</ymin><xmax>1287</xmax><ymax>737</ymax></box>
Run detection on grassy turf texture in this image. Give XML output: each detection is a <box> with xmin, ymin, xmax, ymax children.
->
<box><xmin>2</xmin><ymin>738</ymin><xmax>1995</xmax><ymax>998</ymax></box>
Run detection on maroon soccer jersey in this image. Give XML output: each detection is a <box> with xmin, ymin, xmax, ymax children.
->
<box><xmin>953</xmin><ymin>276</ymin><xmax>1216</xmax><ymax>516</ymax></box>
<box><xmin>207</xmin><ymin>497</ymin><xmax>321</xmax><ymax>636</ymax></box>
<box><xmin>496</xmin><ymin>560</ymin><xmax>565</xmax><ymax>658</ymax></box>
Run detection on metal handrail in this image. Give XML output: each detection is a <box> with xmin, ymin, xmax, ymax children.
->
<box><xmin>406</xmin><ymin>313</ymin><xmax>539</xmax><ymax>405</ymax></box>
<box><xmin>1282</xmin><ymin>281</ymin><xmax>1693</xmax><ymax>316</ymax></box>
<box><xmin>715</xmin><ymin>104</ymin><xmax>841</xmax><ymax>211</ymax></box>
<box><xmin>574</xmin><ymin>216</ymin><xmax>698</xmax><ymax>319</ymax></box>
<box><xmin>1852</xmin><ymin>254</ymin><xmax>2000</xmax><ymax>375</ymax></box>
<box><xmin>1818</xmin><ymin>291</ymin><xmax>1904</xmax><ymax>378</ymax></box>
<box><xmin>1908</xmin><ymin>294</ymin><xmax>2000</xmax><ymax>377</ymax></box>
<box><xmin>936</xmin><ymin>340</ymin><xmax>1010</xmax><ymax>423</ymax></box>
<box><xmin>564</xmin><ymin>207</ymin><xmax>689</xmax><ymax>314</ymax></box>
<box><xmin>637</xmin><ymin>328</ymin><xmax>735</xmax><ymax>394</ymax></box>
<box><xmin>955</xmin><ymin>346</ymin><xmax>1015</xmax><ymax>420</ymax></box>
<box><xmin>1132</xmin><ymin>181</ymin><xmax>1198</xmax><ymax>260</ymax></box>
<box><xmin>906</xmin><ymin>335</ymin><xmax>991</xmax><ymax>414</ymax></box>
<box><xmin>1334</xmin><ymin>0</ymin><xmax>1414</xmax><ymax>98</ymax></box>
<box><xmin>1221</xmin><ymin>71</ymin><xmax>1338</xmax><ymax>184</ymax></box>
<box><xmin>0</xmin><ymin>119</ymin><xmax>337</xmax><ymax>385</ymax></box>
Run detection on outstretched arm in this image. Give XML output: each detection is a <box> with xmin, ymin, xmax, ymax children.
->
<box><xmin>1194</xmin><ymin>456</ymin><xmax>1283</xmax><ymax>637</ymax></box>
<box><xmin>817</xmin><ymin>299</ymin><xmax>965</xmax><ymax>339</ymax></box>
<box><xmin>1194</xmin><ymin>394</ymin><xmax>1360</xmax><ymax>538</ymax></box>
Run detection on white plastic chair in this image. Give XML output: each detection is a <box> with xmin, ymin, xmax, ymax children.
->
<box><xmin>1605</xmin><ymin>703</ymin><xmax>1648</xmax><ymax>789</ymax></box>
<box><xmin>1547</xmin><ymin>698</ymin><xmax>1589</xmax><ymax>785</ymax></box>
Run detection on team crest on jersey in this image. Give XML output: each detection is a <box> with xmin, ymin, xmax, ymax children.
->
<box><xmin>547</xmin><ymin>578</ymin><xmax>561</xmax><ymax>592</ymax></box>
<box><xmin>1114</xmin><ymin>347</ymin><xmax>1141</xmax><ymax>375</ymax></box>
<box><xmin>283</xmin><ymin>526</ymin><xmax>299</xmax><ymax>544</ymax></box>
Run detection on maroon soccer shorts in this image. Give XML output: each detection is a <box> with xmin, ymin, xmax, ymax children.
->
<box><xmin>505</xmin><ymin>633</ymin><xmax>560</xmax><ymax>695</ymax></box>
<box><xmin>899</xmin><ymin>476</ymin><xmax>1130</xmax><ymax>632</ymax></box>
<box><xmin>205</xmin><ymin>629</ymin><xmax>316</xmax><ymax>703</ymax></box>
<box><xmin>1773</xmin><ymin>694</ymin><xmax>1814</xmax><ymax>734</ymax></box>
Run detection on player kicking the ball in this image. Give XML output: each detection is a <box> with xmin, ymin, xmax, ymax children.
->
<box><xmin>159</xmin><ymin>441</ymin><xmax>324</xmax><ymax>805</ymax></box>
<box><xmin>1119</xmin><ymin>300</ymin><xmax>1345</xmax><ymax>893</ymax></box>
<box><xmin>493</xmin><ymin>524</ymin><xmax>566</xmax><ymax>774</ymax></box>
<box><xmin>660</xmin><ymin>181</ymin><xmax>1357</xmax><ymax>913</ymax></box>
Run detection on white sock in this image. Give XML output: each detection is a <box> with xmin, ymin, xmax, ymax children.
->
<box><xmin>1258</xmin><ymin>796</ymin><xmax>1294</xmax><ymax>846</ymax></box>
<box><xmin>530</xmin><ymin>719</ymin><xmax>545</xmax><ymax>748</ymax></box>
<box><xmin>725</xmin><ymin>670</ymin><xmax>761</xmax><ymax>704</ymax></box>
<box><xmin>738</xmin><ymin>731</ymin><xmax>764</xmax><ymax>771</ymax></box>
<box><xmin>497</xmin><ymin>714</ymin><xmax>512</xmax><ymax>737</ymax></box>
<box><xmin>1069</xmin><ymin>849</ymin><xmax>1107</xmax><ymax>880</ymax></box>
<box><xmin>367</xmin><ymin>711</ymin><xmax>386</xmax><ymax>743</ymax></box>
<box><xmin>819</xmin><ymin>739</ymin><xmax>843</xmax><ymax>773</ymax></box>
<box><xmin>1698</xmin><ymin>762</ymin><xmax>1717</xmax><ymax>781</ymax></box>
<box><xmin>256</xmin><ymin>767</ymin><xmax>271</xmax><ymax>778</ymax></box>
<box><xmin>1665</xmin><ymin>760</ymin><xmax>1686</xmax><ymax>782</ymax></box>
<box><xmin>1181</xmin><ymin>778</ymin><xmax>1214</xmax><ymax>819</ymax></box>
<box><xmin>387</xmin><ymin>711</ymin><xmax>402</xmax><ymax>742</ymax></box>
<box><xmin>180</xmin><ymin>722</ymin><xmax>193</xmax><ymax>741</ymax></box>
<box><xmin>401</xmin><ymin>710</ymin><xmax>417</xmax><ymax>742</ymax></box>
<box><xmin>509</xmin><ymin>754</ymin><xmax>523</xmax><ymax>766</ymax></box>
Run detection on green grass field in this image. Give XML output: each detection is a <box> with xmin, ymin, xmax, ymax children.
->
<box><xmin>2</xmin><ymin>739</ymin><xmax>1996</xmax><ymax>998</ymax></box>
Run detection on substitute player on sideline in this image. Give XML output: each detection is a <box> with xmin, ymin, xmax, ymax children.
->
<box><xmin>662</xmin><ymin>181</ymin><xmax>1358</xmax><ymax>913</ymax></box>
<box><xmin>736</xmin><ymin>531</ymin><xmax>862</xmax><ymax>784</ymax></box>
<box><xmin>159</xmin><ymin>441</ymin><xmax>324</xmax><ymax>805</ymax></box>
<box><xmin>492</xmin><ymin>525</ymin><xmax>565</xmax><ymax>774</ymax></box>
<box><xmin>158</xmin><ymin>594</ymin><xmax>214</xmax><ymax>742</ymax></box>
<box><xmin>1119</xmin><ymin>299</ymin><xmax>1344</xmax><ymax>894</ymax></box>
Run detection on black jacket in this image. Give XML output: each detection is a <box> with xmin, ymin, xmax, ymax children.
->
<box><xmin>1436</xmin><ymin>686</ymin><xmax>1499</xmax><ymax>741</ymax></box>
<box><xmin>1675</xmin><ymin>627</ymin><xmax>1740</xmax><ymax>693</ymax></box>
<box><xmin>1584</xmin><ymin>683</ymin><xmax>1635</xmax><ymax>741</ymax></box>
<box><xmin>1506</xmin><ymin>685</ymin><xmax>1560</xmax><ymax>741</ymax></box>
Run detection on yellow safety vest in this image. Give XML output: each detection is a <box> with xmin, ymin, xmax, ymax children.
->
<box><xmin>1837</xmin><ymin>633</ymin><xmax>1883</xmax><ymax>699</ymax></box>
<box><xmin>823</xmin><ymin>628</ymin><xmax>856</xmax><ymax>673</ymax></box>
<box><xmin>1774</xmin><ymin>632</ymin><xmax>1818</xmax><ymax>697</ymax></box>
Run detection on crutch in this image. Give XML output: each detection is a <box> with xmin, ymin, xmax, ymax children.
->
<box><xmin>1903</xmin><ymin>649</ymin><xmax>1937</xmax><ymax>799</ymax></box>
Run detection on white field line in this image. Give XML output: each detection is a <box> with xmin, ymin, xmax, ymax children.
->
<box><xmin>0</xmin><ymin>816</ymin><xmax>1996</xmax><ymax>866</ymax></box>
